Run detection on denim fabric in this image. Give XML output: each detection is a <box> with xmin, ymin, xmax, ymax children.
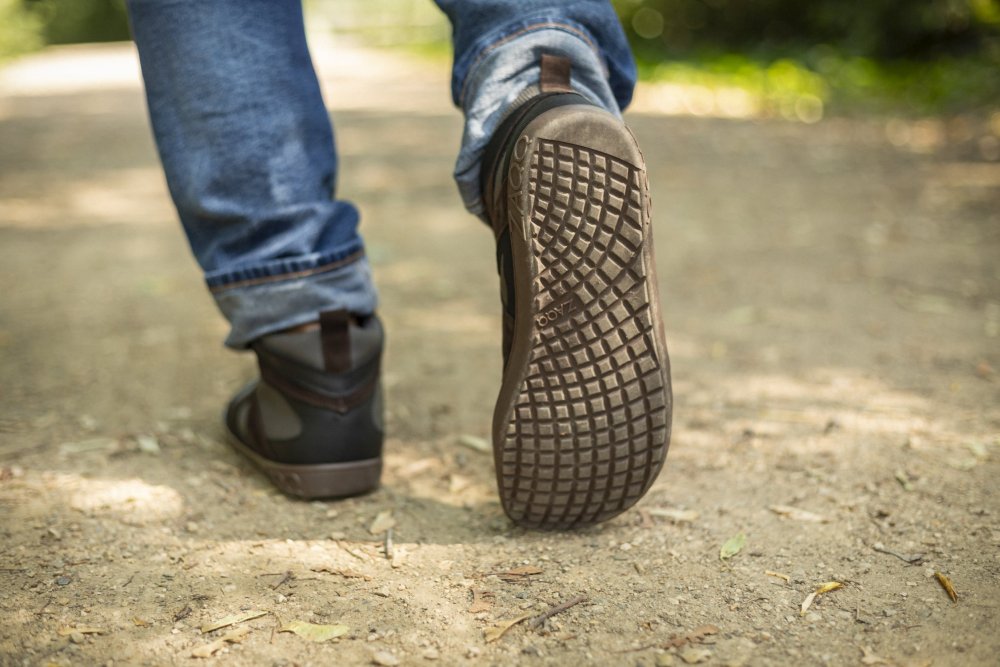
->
<box><xmin>126</xmin><ymin>0</ymin><xmax>636</xmax><ymax>348</ymax></box>
<box><xmin>454</xmin><ymin>29</ymin><xmax>623</xmax><ymax>218</ymax></box>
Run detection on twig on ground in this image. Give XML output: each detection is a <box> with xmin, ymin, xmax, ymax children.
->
<box><xmin>528</xmin><ymin>595</ymin><xmax>588</xmax><ymax>629</ymax></box>
<box><xmin>35</xmin><ymin>597</ymin><xmax>53</xmax><ymax>616</ymax></box>
<box><xmin>337</xmin><ymin>541</ymin><xmax>367</xmax><ymax>561</ymax></box>
<box><xmin>872</xmin><ymin>543</ymin><xmax>923</xmax><ymax>564</ymax></box>
<box><xmin>384</xmin><ymin>528</ymin><xmax>394</xmax><ymax>561</ymax></box>
<box><xmin>271</xmin><ymin>571</ymin><xmax>293</xmax><ymax>590</ymax></box>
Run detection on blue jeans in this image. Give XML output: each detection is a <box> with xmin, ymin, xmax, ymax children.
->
<box><xmin>127</xmin><ymin>0</ymin><xmax>636</xmax><ymax>348</ymax></box>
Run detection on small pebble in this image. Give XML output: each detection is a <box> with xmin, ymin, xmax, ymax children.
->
<box><xmin>137</xmin><ymin>435</ymin><xmax>161</xmax><ymax>454</ymax></box>
<box><xmin>372</xmin><ymin>650</ymin><xmax>400</xmax><ymax>666</ymax></box>
<box><xmin>55</xmin><ymin>576</ymin><xmax>71</xmax><ymax>586</ymax></box>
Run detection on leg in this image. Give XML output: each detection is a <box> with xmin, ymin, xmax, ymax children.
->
<box><xmin>435</xmin><ymin>1</ymin><xmax>672</xmax><ymax>528</ymax></box>
<box><xmin>434</xmin><ymin>0</ymin><xmax>637</xmax><ymax>217</ymax></box>
<box><xmin>127</xmin><ymin>0</ymin><xmax>376</xmax><ymax>348</ymax></box>
<box><xmin>128</xmin><ymin>0</ymin><xmax>384</xmax><ymax>498</ymax></box>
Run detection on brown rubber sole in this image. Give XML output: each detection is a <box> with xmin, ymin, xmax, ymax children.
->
<box><xmin>225</xmin><ymin>420</ymin><xmax>381</xmax><ymax>499</ymax></box>
<box><xmin>493</xmin><ymin>105</ymin><xmax>672</xmax><ymax>530</ymax></box>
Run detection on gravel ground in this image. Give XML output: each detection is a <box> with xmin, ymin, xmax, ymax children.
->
<box><xmin>1</xmin><ymin>38</ymin><xmax>998</xmax><ymax>666</ymax></box>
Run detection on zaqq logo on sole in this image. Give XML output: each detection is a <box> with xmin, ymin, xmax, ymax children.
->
<box><xmin>535</xmin><ymin>293</ymin><xmax>584</xmax><ymax>329</ymax></box>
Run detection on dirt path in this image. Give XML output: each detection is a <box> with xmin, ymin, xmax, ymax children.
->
<box><xmin>1</xmin><ymin>38</ymin><xmax>998</xmax><ymax>666</ymax></box>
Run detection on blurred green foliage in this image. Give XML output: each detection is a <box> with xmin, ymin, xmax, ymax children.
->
<box><xmin>29</xmin><ymin>0</ymin><xmax>130</xmax><ymax>45</ymax></box>
<box><xmin>613</xmin><ymin>0</ymin><xmax>1000</xmax><ymax>59</ymax></box>
<box><xmin>616</xmin><ymin>0</ymin><xmax>1000</xmax><ymax>114</ymax></box>
<box><xmin>0</xmin><ymin>0</ymin><xmax>43</xmax><ymax>60</ymax></box>
<box><xmin>2</xmin><ymin>0</ymin><xmax>997</xmax><ymax>114</ymax></box>
<box><xmin>0</xmin><ymin>0</ymin><xmax>129</xmax><ymax>60</ymax></box>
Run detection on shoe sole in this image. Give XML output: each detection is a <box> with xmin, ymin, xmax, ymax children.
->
<box><xmin>493</xmin><ymin>105</ymin><xmax>672</xmax><ymax>530</ymax></box>
<box><xmin>225</xmin><ymin>413</ymin><xmax>382</xmax><ymax>500</ymax></box>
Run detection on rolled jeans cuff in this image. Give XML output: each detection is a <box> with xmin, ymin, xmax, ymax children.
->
<box><xmin>453</xmin><ymin>23</ymin><xmax>623</xmax><ymax>218</ymax></box>
<box><xmin>212</xmin><ymin>255</ymin><xmax>378</xmax><ymax>349</ymax></box>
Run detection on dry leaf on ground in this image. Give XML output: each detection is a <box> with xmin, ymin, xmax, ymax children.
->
<box><xmin>457</xmin><ymin>434</ymin><xmax>490</xmax><ymax>453</ymax></box>
<box><xmin>800</xmin><ymin>591</ymin><xmax>818</xmax><ymax>616</ymax></box>
<box><xmin>765</xmin><ymin>570</ymin><xmax>790</xmax><ymax>583</ymax></box>
<box><xmin>191</xmin><ymin>627</ymin><xmax>250</xmax><ymax>658</ymax></box>
<box><xmin>200</xmin><ymin>610</ymin><xmax>268</xmax><ymax>634</ymax></box>
<box><xmin>768</xmin><ymin>505</ymin><xmax>829</xmax><ymax>523</ymax></box>
<box><xmin>468</xmin><ymin>588</ymin><xmax>495</xmax><ymax>614</ymax></box>
<box><xmin>369</xmin><ymin>510</ymin><xmax>396</xmax><ymax>535</ymax></box>
<box><xmin>894</xmin><ymin>469</ymin><xmax>914</xmax><ymax>491</ymax></box>
<box><xmin>720</xmin><ymin>532</ymin><xmax>746</xmax><ymax>560</ymax></box>
<box><xmin>800</xmin><ymin>582</ymin><xmax>843</xmax><ymax>615</ymax></box>
<box><xmin>815</xmin><ymin>581</ymin><xmax>843</xmax><ymax>594</ymax></box>
<box><xmin>59</xmin><ymin>438</ymin><xmax>117</xmax><ymax>454</ymax></box>
<box><xmin>278</xmin><ymin>620</ymin><xmax>350</xmax><ymax>643</ymax></box>
<box><xmin>935</xmin><ymin>572</ymin><xmax>958</xmax><ymax>602</ymax></box>
<box><xmin>648</xmin><ymin>508</ymin><xmax>700</xmax><ymax>523</ymax></box>
<box><xmin>483</xmin><ymin>613</ymin><xmax>532</xmax><ymax>643</ymax></box>
<box><xmin>136</xmin><ymin>435</ymin><xmax>161</xmax><ymax>454</ymax></box>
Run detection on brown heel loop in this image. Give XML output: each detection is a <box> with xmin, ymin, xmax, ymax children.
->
<box><xmin>319</xmin><ymin>309</ymin><xmax>351</xmax><ymax>374</ymax></box>
<box><xmin>540</xmin><ymin>53</ymin><xmax>572</xmax><ymax>93</ymax></box>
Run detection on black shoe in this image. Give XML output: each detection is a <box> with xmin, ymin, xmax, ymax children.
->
<box><xmin>481</xmin><ymin>54</ymin><xmax>672</xmax><ymax>529</ymax></box>
<box><xmin>225</xmin><ymin>310</ymin><xmax>384</xmax><ymax>499</ymax></box>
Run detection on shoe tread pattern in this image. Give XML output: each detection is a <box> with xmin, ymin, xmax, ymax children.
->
<box><xmin>500</xmin><ymin>137</ymin><xmax>670</xmax><ymax>529</ymax></box>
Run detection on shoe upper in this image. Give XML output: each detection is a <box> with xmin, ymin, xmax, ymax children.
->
<box><xmin>480</xmin><ymin>80</ymin><xmax>594</xmax><ymax>367</ymax></box>
<box><xmin>226</xmin><ymin>311</ymin><xmax>384</xmax><ymax>466</ymax></box>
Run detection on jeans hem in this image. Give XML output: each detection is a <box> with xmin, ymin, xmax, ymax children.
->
<box><xmin>216</xmin><ymin>257</ymin><xmax>378</xmax><ymax>349</ymax></box>
<box><xmin>204</xmin><ymin>243</ymin><xmax>365</xmax><ymax>292</ymax></box>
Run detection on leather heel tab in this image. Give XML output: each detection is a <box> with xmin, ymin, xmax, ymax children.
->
<box><xmin>319</xmin><ymin>309</ymin><xmax>351</xmax><ymax>374</ymax></box>
<box><xmin>540</xmin><ymin>53</ymin><xmax>572</xmax><ymax>93</ymax></box>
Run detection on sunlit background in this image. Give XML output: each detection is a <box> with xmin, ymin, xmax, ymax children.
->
<box><xmin>3</xmin><ymin>0</ymin><xmax>1000</xmax><ymax>120</ymax></box>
